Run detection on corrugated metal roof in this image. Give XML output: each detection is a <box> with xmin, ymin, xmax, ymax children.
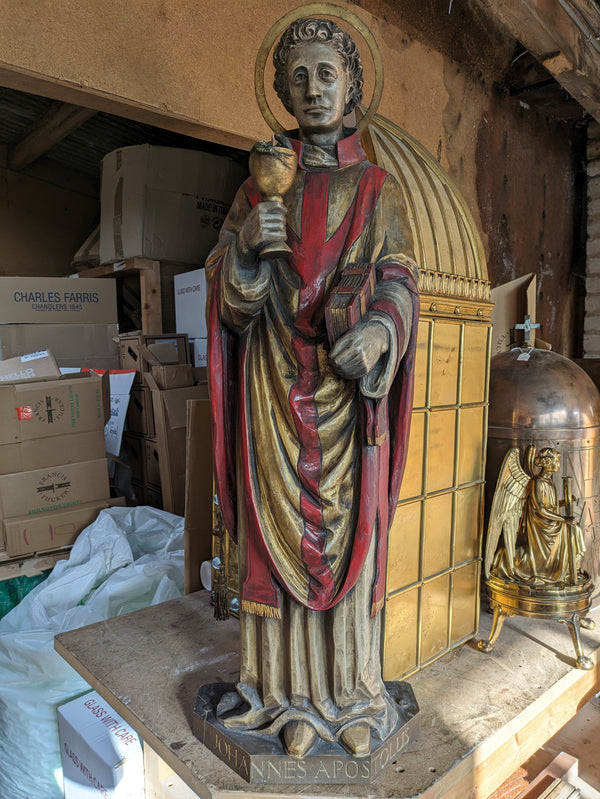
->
<box><xmin>0</xmin><ymin>87</ymin><xmax>53</xmax><ymax>145</ymax></box>
<box><xmin>0</xmin><ymin>85</ymin><xmax>246</xmax><ymax>179</ymax></box>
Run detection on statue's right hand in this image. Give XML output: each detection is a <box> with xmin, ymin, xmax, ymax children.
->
<box><xmin>238</xmin><ymin>202</ymin><xmax>287</xmax><ymax>263</ymax></box>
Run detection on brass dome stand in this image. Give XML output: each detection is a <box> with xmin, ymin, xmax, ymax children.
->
<box><xmin>480</xmin><ymin>445</ymin><xmax>596</xmax><ymax>670</ymax></box>
<box><xmin>479</xmin><ymin>574</ymin><xmax>595</xmax><ymax>670</ymax></box>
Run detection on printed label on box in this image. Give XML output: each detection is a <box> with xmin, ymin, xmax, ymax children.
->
<box><xmin>174</xmin><ymin>268</ymin><xmax>208</xmax><ymax>339</ymax></box>
<box><xmin>32</xmin><ymin>395</ymin><xmax>66</xmax><ymax>424</ymax></box>
<box><xmin>21</xmin><ymin>351</ymin><xmax>49</xmax><ymax>362</ymax></box>
<box><xmin>0</xmin><ymin>369</ymin><xmax>36</xmax><ymax>383</ymax></box>
<box><xmin>0</xmin><ymin>278</ymin><xmax>117</xmax><ymax>325</ymax></box>
<box><xmin>36</xmin><ymin>470</ymin><xmax>72</xmax><ymax>504</ymax></box>
<box><xmin>59</xmin><ymin>689</ymin><xmax>144</xmax><ymax>799</ymax></box>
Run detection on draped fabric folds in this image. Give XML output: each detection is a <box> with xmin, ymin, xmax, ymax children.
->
<box><xmin>206</xmin><ymin>130</ymin><xmax>419</xmax><ymax>741</ymax></box>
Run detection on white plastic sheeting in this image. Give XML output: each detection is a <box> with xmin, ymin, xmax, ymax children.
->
<box><xmin>0</xmin><ymin>506</ymin><xmax>185</xmax><ymax>799</ymax></box>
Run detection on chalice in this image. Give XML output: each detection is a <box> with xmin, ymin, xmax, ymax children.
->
<box><xmin>248</xmin><ymin>136</ymin><xmax>297</xmax><ymax>258</ymax></box>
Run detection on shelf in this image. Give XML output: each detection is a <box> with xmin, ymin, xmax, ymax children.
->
<box><xmin>54</xmin><ymin>592</ymin><xmax>600</xmax><ymax>799</ymax></box>
<box><xmin>78</xmin><ymin>257</ymin><xmax>162</xmax><ymax>334</ymax></box>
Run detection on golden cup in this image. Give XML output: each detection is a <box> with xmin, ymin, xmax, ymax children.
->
<box><xmin>249</xmin><ymin>142</ymin><xmax>297</xmax><ymax>258</ymax></box>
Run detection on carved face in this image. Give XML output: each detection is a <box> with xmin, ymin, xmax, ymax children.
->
<box><xmin>536</xmin><ymin>449</ymin><xmax>560</xmax><ymax>472</ymax></box>
<box><xmin>286</xmin><ymin>41</ymin><xmax>350</xmax><ymax>144</ymax></box>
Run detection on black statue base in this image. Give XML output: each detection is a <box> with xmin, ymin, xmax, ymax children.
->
<box><xmin>192</xmin><ymin>682</ymin><xmax>419</xmax><ymax>784</ymax></box>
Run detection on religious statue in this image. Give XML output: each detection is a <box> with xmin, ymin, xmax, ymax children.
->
<box><xmin>486</xmin><ymin>446</ymin><xmax>585</xmax><ymax>585</ymax></box>
<box><xmin>479</xmin><ymin>445</ymin><xmax>595</xmax><ymax>670</ymax></box>
<box><xmin>195</xmin><ymin>10</ymin><xmax>420</xmax><ymax>779</ymax></box>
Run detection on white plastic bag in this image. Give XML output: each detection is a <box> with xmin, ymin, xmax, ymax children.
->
<box><xmin>0</xmin><ymin>506</ymin><xmax>185</xmax><ymax>799</ymax></box>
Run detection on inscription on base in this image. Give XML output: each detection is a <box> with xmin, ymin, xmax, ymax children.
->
<box><xmin>193</xmin><ymin>683</ymin><xmax>420</xmax><ymax>785</ymax></box>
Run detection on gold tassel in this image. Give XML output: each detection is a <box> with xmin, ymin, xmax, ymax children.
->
<box><xmin>241</xmin><ymin>599</ymin><xmax>282</xmax><ymax>620</ymax></box>
<box><xmin>213</xmin><ymin>504</ymin><xmax>230</xmax><ymax>621</ymax></box>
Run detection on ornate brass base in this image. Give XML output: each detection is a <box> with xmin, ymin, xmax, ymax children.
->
<box><xmin>478</xmin><ymin>575</ymin><xmax>595</xmax><ymax>670</ymax></box>
<box><xmin>192</xmin><ymin>682</ymin><xmax>419</xmax><ymax>784</ymax></box>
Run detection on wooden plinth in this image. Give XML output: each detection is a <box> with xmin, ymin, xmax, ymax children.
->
<box><xmin>54</xmin><ymin>591</ymin><xmax>600</xmax><ymax>799</ymax></box>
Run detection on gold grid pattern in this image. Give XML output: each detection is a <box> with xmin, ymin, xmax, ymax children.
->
<box><xmin>383</xmin><ymin>305</ymin><xmax>492</xmax><ymax>680</ymax></box>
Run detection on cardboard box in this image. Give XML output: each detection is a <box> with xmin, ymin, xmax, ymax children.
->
<box><xmin>64</xmin><ymin>369</ymin><xmax>135</xmax><ymax>457</ymax></box>
<box><xmin>0</xmin><ymin>350</ymin><xmax>61</xmax><ymax>384</ymax></box>
<box><xmin>150</xmin><ymin>363</ymin><xmax>194</xmax><ymax>390</ymax></box>
<box><xmin>490</xmin><ymin>274</ymin><xmax>536</xmax><ymax>354</ymax></box>
<box><xmin>102</xmin><ymin>370</ymin><xmax>136</xmax><ymax>457</ymax></box>
<box><xmin>144</xmin><ymin>438</ymin><xmax>161</xmax><ymax>487</ymax></box>
<box><xmin>4</xmin><ymin>498</ymin><xmax>111</xmax><ymax>557</ymax></box>
<box><xmin>122</xmin><ymin>433</ymin><xmax>145</xmax><ymax>483</ymax></box>
<box><xmin>0</xmin><ymin>429</ymin><xmax>106</xmax><ymax>476</ymax></box>
<box><xmin>184</xmin><ymin>397</ymin><xmax>213</xmax><ymax>593</ymax></box>
<box><xmin>132</xmin><ymin>479</ymin><xmax>162</xmax><ymax>509</ymax></box>
<box><xmin>174</xmin><ymin>268</ymin><xmax>208</xmax><ymax>338</ymax></box>
<box><xmin>146</xmin><ymin>375</ymin><xmax>208</xmax><ymax>515</ymax></box>
<box><xmin>190</xmin><ymin>337</ymin><xmax>207</xmax><ymax>368</ymax></box>
<box><xmin>0</xmin><ymin>323</ymin><xmax>119</xmax><ymax>370</ymax></box>
<box><xmin>0</xmin><ymin>277</ymin><xmax>117</xmax><ymax>324</ymax></box>
<box><xmin>118</xmin><ymin>333</ymin><xmax>189</xmax><ymax>383</ymax></box>
<box><xmin>132</xmin><ymin>341</ymin><xmax>195</xmax><ymax>389</ymax></box>
<box><xmin>0</xmin><ymin>458</ymin><xmax>109</xmax><ymax>520</ymax></box>
<box><xmin>0</xmin><ymin>372</ymin><xmax>106</xmax><ymax>446</ymax></box>
<box><xmin>144</xmin><ymin>483</ymin><xmax>162</xmax><ymax>509</ymax></box>
<box><xmin>58</xmin><ymin>369</ymin><xmax>111</xmax><ymax>427</ymax></box>
<box><xmin>126</xmin><ymin>386</ymin><xmax>155</xmax><ymax>438</ymax></box>
<box><xmin>58</xmin><ymin>690</ymin><xmax>144</xmax><ymax>799</ymax></box>
<box><xmin>100</xmin><ymin>144</ymin><xmax>246</xmax><ymax>265</ymax></box>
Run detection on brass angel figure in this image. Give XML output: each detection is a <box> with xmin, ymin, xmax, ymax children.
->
<box><xmin>479</xmin><ymin>445</ymin><xmax>595</xmax><ymax>670</ymax></box>
<box><xmin>484</xmin><ymin>446</ymin><xmax>586</xmax><ymax>586</ymax></box>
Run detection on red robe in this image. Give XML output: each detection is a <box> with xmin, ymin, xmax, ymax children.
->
<box><xmin>207</xmin><ymin>130</ymin><xmax>418</xmax><ymax>619</ymax></box>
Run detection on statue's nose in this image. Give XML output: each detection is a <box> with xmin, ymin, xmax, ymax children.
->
<box><xmin>306</xmin><ymin>74</ymin><xmax>323</xmax><ymax>99</ymax></box>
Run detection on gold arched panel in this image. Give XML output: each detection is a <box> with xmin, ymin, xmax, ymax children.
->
<box><xmin>361</xmin><ymin>110</ymin><xmax>493</xmax><ymax>680</ymax></box>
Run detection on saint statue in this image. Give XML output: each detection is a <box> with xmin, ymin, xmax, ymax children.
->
<box><xmin>206</xmin><ymin>16</ymin><xmax>419</xmax><ymax>759</ymax></box>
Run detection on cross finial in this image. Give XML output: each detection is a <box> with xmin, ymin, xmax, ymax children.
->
<box><xmin>514</xmin><ymin>314</ymin><xmax>540</xmax><ymax>348</ymax></box>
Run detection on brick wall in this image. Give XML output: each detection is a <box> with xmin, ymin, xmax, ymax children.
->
<box><xmin>585</xmin><ymin>121</ymin><xmax>600</xmax><ymax>357</ymax></box>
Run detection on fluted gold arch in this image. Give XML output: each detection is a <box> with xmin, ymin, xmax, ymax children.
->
<box><xmin>360</xmin><ymin>109</ymin><xmax>488</xmax><ymax>285</ymax></box>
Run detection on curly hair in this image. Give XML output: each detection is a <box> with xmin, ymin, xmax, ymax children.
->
<box><xmin>273</xmin><ymin>18</ymin><xmax>364</xmax><ymax>117</ymax></box>
<box><xmin>534</xmin><ymin>447</ymin><xmax>560</xmax><ymax>469</ymax></box>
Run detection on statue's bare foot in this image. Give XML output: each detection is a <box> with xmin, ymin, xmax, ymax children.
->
<box><xmin>283</xmin><ymin>721</ymin><xmax>316</xmax><ymax>758</ymax></box>
<box><xmin>340</xmin><ymin>724</ymin><xmax>371</xmax><ymax>756</ymax></box>
<box><xmin>216</xmin><ymin>690</ymin><xmax>242</xmax><ymax>717</ymax></box>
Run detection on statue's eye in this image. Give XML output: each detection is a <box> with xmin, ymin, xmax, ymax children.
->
<box><xmin>292</xmin><ymin>69</ymin><xmax>307</xmax><ymax>85</ymax></box>
<box><xmin>319</xmin><ymin>67</ymin><xmax>337</xmax><ymax>82</ymax></box>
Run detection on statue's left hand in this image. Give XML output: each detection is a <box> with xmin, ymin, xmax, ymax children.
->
<box><xmin>330</xmin><ymin>321</ymin><xmax>389</xmax><ymax>379</ymax></box>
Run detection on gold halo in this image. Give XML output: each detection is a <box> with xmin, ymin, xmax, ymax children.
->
<box><xmin>254</xmin><ymin>3</ymin><xmax>384</xmax><ymax>134</ymax></box>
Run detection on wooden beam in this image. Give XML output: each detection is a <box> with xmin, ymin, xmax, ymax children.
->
<box><xmin>7</xmin><ymin>100</ymin><xmax>97</xmax><ymax>170</ymax></box>
<box><xmin>0</xmin><ymin>62</ymin><xmax>255</xmax><ymax>153</ymax></box>
<box><xmin>478</xmin><ymin>0</ymin><xmax>600</xmax><ymax>122</ymax></box>
<box><xmin>420</xmin><ymin>654</ymin><xmax>600</xmax><ymax>798</ymax></box>
<box><xmin>140</xmin><ymin>259</ymin><xmax>163</xmax><ymax>334</ymax></box>
<box><xmin>0</xmin><ymin>550</ymin><xmax>69</xmax><ymax>583</ymax></box>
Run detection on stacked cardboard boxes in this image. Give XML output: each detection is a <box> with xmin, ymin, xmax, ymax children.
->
<box><xmin>0</xmin><ymin>276</ymin><xmax>119</xmax><ymax>370</ymax></box>
<box><xmin>99</xmin><ymin>145</ymin><xmax>246</xmax><ymax>267</ymax></box>
<box><xmin>119</xmin><ymin>332</ymin><xmax>206</xmax><ymax>514</ymax></box>
<box><xmin>0</xmin><ymin>368</ymin><xmax>111</xmax><ymax>558</ymax></box>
